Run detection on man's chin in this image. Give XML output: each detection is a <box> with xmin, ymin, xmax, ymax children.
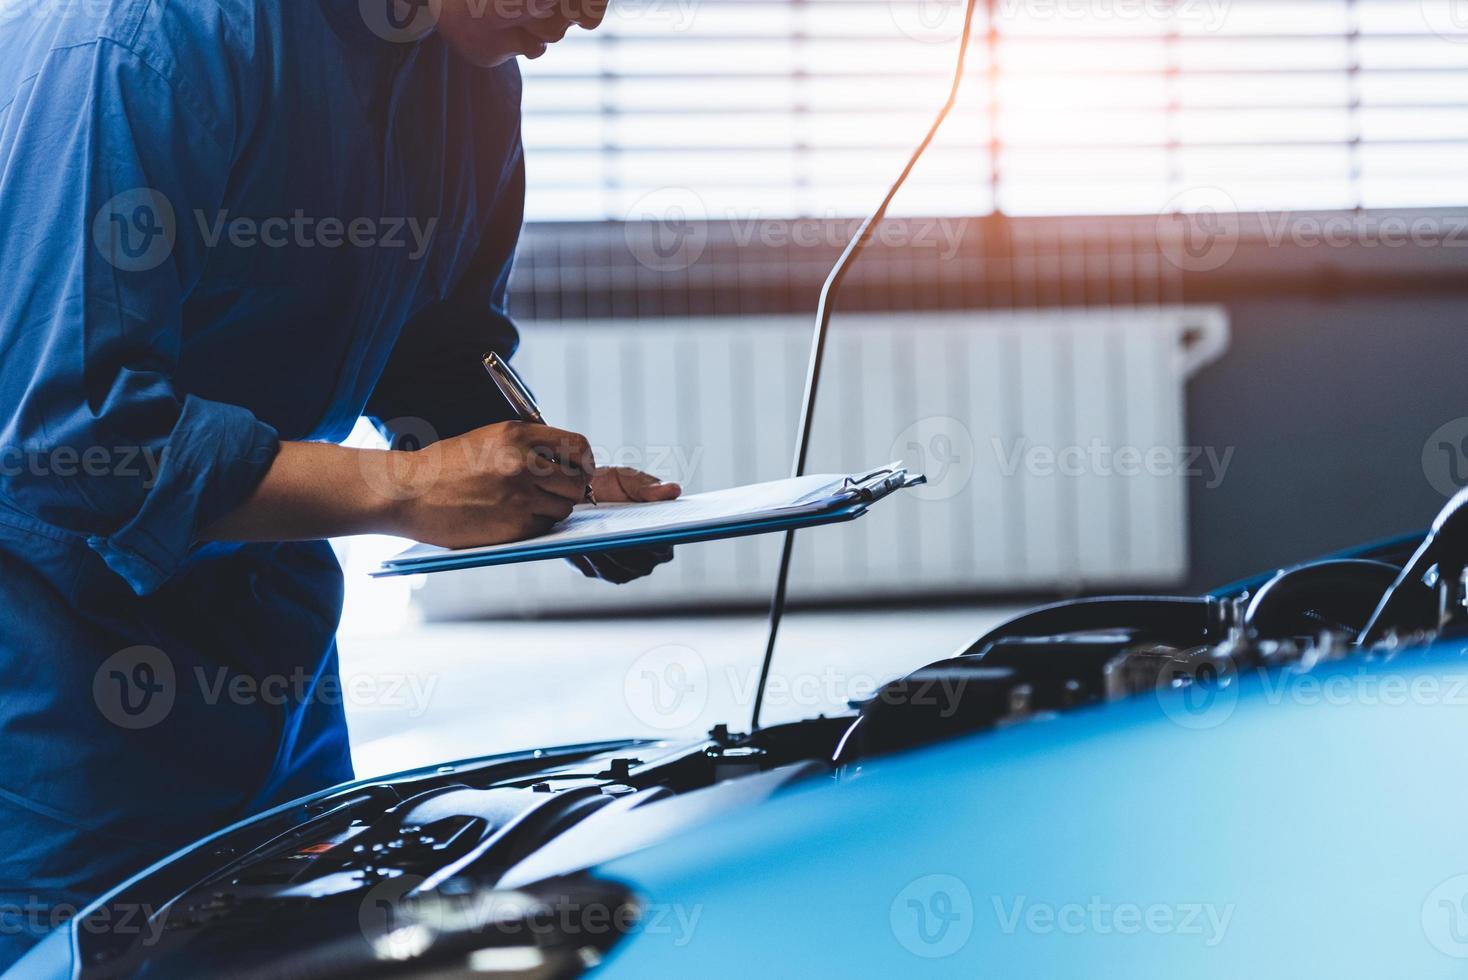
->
<box><xmin>441</xmin><ymin>42</ymin><xmax>520</xmax><ymax>68</ymax></box>
<box><xmin>439</xmin><ymin>29</ymin><xmax>543</xmax><ymax>68</ymax></box>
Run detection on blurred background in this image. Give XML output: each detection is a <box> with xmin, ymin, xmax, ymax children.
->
<box><xmin>337</xmin><ymin>0</ymin><xmax>1468</xmax><ymax>775</ymax></box>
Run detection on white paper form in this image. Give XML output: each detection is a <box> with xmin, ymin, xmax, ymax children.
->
<box><xmin>383</xmin><ymin>473</ymin><xmax>851</xmax><ymax>568</ymax></box>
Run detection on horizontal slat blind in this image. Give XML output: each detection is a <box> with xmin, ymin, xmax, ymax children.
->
<box><xmin>519</xmin><ymin>0</ymin><xmax>1468</xmax><ymax>220</ymax></box>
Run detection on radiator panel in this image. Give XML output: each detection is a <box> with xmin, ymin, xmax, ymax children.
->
<box><xmin>414</xmin><ymin>307</ymin><xmax>1228</xmax><ymax>619</ymax></box>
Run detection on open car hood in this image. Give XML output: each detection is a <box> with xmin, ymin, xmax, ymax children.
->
<box><xmin>19</xmin><ymin>524</ymin><xmax>1468</xmax><ymax>978</ymax></box>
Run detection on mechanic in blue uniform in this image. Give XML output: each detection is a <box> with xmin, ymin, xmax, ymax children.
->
<box><xmin>0</xmin><ymin>0</ymin><xmax>679</xmax><ymax>965</ymax></box>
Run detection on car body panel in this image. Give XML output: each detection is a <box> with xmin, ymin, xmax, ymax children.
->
<box><xmin>594</xmin><ymin>639</ymin><xmax>1468</xmax><ymax>977</ymax></box>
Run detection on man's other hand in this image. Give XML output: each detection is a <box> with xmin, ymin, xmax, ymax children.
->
<box><xmin>588</xmin><ymin>465</ymin><xmax>682</xmax><ymax>506</ymax></box>
<box><xmin>568</xmin><ymin>466</ymin><xmax>681</xmax><ymax>584</ymax></box>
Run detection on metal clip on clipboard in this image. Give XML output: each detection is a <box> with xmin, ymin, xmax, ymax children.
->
<box><xmin>840</xmin><ymin>464</ymin><xmax>928</xmax><ymax>505</ymax></box>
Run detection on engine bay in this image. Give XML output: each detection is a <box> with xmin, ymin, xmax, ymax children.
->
<box><xmin>71</xmin><ymin>491</ymin><xmax>1468</xmax><ymax>978</ymax></box>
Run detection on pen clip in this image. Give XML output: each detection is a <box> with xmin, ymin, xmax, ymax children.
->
<box><xmin>482</xmin><ymin>351</ymin><xmax>546</xmax><ymax>425</ymax></box>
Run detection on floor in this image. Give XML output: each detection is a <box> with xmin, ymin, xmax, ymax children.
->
<box><xmin>337</xmin><ymin>605</ymin><xmax>1022</xmax><ymax>779</ymax></box>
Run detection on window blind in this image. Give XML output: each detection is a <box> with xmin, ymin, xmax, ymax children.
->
<box><xmin>518</xmin><ymin>0</ymin><xmax>1468</xmax><ymax>222</ymax></box>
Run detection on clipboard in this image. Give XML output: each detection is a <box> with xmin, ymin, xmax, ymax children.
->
<box><xmin>372</xmin><ymin>463</ymin><xmax>926</xmax><ymax>578</ymax></box>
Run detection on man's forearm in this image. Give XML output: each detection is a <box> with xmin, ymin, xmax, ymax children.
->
<box><xmin>202</xmin><ymin>421</ymin><xmax>601</xmax><ymax>548</ymax></box>
<box><xmin>201</xmin><ymin>442</ymin><xmax>409</xmax><ymax>543</ymax></box>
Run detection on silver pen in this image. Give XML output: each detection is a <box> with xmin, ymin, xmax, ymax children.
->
<box><xmin>482</xmin><ymin>351</ymin><xmax>597</xmax><ymax>505</ymax></box>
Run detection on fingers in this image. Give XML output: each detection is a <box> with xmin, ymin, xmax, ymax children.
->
<box><xmin>481</xmin><ymin>422</ymin><xmax>595</xmax><ymax>488</ymax></box>
<box><xmin>526</xmin><ymin>488</ymin><xmax>576</xmax><ymax>522</ymax></box>
<box><xmin>643</xmin><ymin>546</ymin><xmax>675</xmax><ymax>566</ymax></box>
<box><xmin>527</xmin><ymin>462</ymin><xmax>588</xmax><ymax>503</ymax></box>
<box><xmin>600</xmin><ymin>466</ymin><xmax>682</xmax><ymax>503</ymax></box>
<box><xmin>591</xmin><ymin>551</ymin><xmax>645</xmax><ymax>584</ymax></box>
<box><xmin>515</xmin><ymin>424</ymin><xmax>596</xmax><ymax>478</ymax></box>
<box><xmin>594</xmin><ymin>552</ymin><xmax>641</xmax><ymax>584</ymax></box>
<box><xmin>627</xmin><ymin>476</ymin><xmax>682</xmax><ymax>503</ymax></box>
<box><xmin>578</xmin><ymin>547</ymin><xmax>675</xmax><ymax>584</ymax></box>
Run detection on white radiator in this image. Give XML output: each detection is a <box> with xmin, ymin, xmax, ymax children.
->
<box><xmin>413</xmin><ymin>306</ymin><xmax>1229</xmax><ymax>619</ymax></box>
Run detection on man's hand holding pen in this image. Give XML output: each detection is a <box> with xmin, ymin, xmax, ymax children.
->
<box><xmin>474</xmin><ymin>349</ymin><xmax>681</xmax><ymax>583</ymax></box>
<box><xmin>386</xmin><ymin>422</ymin><xmax>681</xmax><ymax>583</ymax></box>
<box><xmin>389</xmin><ymin>421</ymin><xmax>597</xmax><ymax>548</ymax></box>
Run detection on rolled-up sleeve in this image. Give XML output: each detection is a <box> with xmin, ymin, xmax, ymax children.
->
<box><xmin>0</xmin><ymin>40</ymin><xmax>279</xmax><ymax>595</ymax></box>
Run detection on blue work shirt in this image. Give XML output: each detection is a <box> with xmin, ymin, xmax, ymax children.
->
<box><xmin>0</xmin><ymin>0</ymin><xmax>525</xmax><ymax>962</ymax></box>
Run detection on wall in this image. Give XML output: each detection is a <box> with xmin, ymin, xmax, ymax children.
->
<box><xmin>508</xmin><ymin>212</ymin><xmax>1468</xmax><ymax>602</ymax></box>
<box><xmin>1185</xmin><ymin>290</ymin><xmax>1468</xmax><ymax>591</ymax></box>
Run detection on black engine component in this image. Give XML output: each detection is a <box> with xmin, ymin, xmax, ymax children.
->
<box><xmin>836</xmin><ymin>664</ymin><xmax>1022</xmax><ymax>763</ymax></box>
<box><xmin>1243</xmin><ymin>559</ymin><xmax>1430</xmax><ymax>641</ymax></box>
<box><xmin>957</xmin><ymin>596</ymin><xmax>1230</xmax><ymax>657</ymax></box>
<box><xmin>1362</xmin><ymin>486</ymin><xmax>1468</xmax><ymax>645</ymax></box>
<box><xmin>977</xmin><ymin>635</ymin><xmax>1140</xmax><ymax>708</ymax></box>
<box><xmin>837</xmin><ymin>630</ymin><xmax>1191</xmax><ymax>764</ymax></box>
